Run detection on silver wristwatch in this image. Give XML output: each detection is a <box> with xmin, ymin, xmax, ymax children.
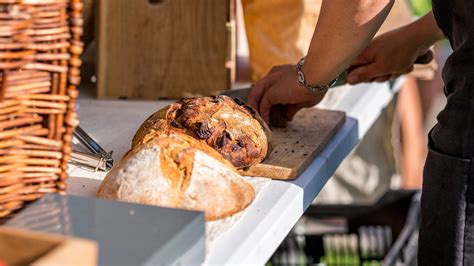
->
<box><xmin>296</xmin><ymin>56</ymin><xmax>338</xmax><ymax>93</ymax></box>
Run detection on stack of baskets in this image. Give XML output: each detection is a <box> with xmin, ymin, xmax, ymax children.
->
<box><xmin>0</xmin><ymin>0</ymin><xmax>83</xmax><ymax>218</ymax></box>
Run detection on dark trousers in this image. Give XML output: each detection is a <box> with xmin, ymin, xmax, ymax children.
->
<box><xmin>419</xmin><ymin>133</ymin><xmax>474</xmax><ymax>265</ymax></box>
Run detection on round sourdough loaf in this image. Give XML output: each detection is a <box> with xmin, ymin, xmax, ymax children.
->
<box><xmin>97</xmin><ymin>133</ymin><xmax>255</xmax><ymax>221</ymax></box>
<box><xmin>132</xmin><ymin>95</ymin><xmax>271</xmax><ymax>168</ymax></box>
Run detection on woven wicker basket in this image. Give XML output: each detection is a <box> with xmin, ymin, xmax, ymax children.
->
<box><xmin>0</xmin><ymin>0</ymin><xmax>83</xmax><ymax>218</ymax></box>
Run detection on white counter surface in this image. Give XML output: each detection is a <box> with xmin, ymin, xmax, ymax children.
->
<box><xmin>68</xmin><ymin>82</ymin><xmax>397</xmax><ymax>265</ymax></box>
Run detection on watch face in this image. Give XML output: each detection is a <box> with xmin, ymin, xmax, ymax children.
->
<box><xmin>297</xmin><ymin>71</ymin><xmax>305</xmax><ymax>84</ymax></box>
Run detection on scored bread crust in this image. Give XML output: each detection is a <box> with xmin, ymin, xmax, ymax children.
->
<box><xmin>132</xmin><ymin>95</ymin><xmax>272</xmax><ymax>168</ymax></box>
<box><xmin>97</xmin><ymin>133</ymin><xmax>255</xmax><ymax>221</ymax></box>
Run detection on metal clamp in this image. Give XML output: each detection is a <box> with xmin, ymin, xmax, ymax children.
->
<box><xmin>71</xmin><ymin>125</ymin><xmax>114</xmax><ymax>171</ymax></box>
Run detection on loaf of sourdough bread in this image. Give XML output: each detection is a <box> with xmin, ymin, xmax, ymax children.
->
<box><xmin>132</xmin><ymin>95</ymin><xmax>271</xmax><ymax>168</ymax></box>
<box><xmin>97</xmin><ymin>133</ymin><xmax>255</xmax><ymax>221</ymax></box>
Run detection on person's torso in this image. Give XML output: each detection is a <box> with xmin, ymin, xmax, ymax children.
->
<box><xmin>430</xmin><ymin>0</ymin><xmax>474</xmax><ymax>157</ymax></box>
<box><xmin>432</xmin><ymin>0</ymin><xmax>474</xmax><ymax>94</ymax></box>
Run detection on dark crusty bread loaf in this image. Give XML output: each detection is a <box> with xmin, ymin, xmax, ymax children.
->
<box><xmin>97</xmin><ymin>133</ymin><xmax>255</xmax><ymax>221</ymax></box>
<box><xmin>132</xmin><ymin>95</ymin><xmax>272</xmax><ymax>168</ymax></box>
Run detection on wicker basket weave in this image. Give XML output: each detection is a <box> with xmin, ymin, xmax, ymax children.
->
<box><xmin>0</xmin><ymin>0</ymin><xmax>83</xmax><ymax>218</ymax></box>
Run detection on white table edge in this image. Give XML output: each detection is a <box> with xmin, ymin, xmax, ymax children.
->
<box><xmin>204</xmin><ymin>82</ymin><xmax>397</xmax><ymax>264</ymax></box>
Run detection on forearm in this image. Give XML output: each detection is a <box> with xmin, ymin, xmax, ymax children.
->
<box><xmin>404</xmin><ymin>11</ymin><xmax>445</xmax><ymax>51</ymax></box>
<box><xmin>303</xmin><ymin>0</ymin><xmax>394</xmax><ymax>85</ymax></box>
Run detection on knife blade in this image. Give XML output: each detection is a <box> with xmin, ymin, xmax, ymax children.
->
<box><xmin>220</xmin><ymin>87</ymin><xmax>251</xmax><ymax>103</ymax></box>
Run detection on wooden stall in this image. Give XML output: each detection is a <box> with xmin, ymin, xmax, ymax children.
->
<box><xmin>97</xmin><ymin>0</ymin><xmax>236</xmax><ymax>99</ymax></box>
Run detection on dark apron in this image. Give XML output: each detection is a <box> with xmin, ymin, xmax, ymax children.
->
<box><xmin>419</xmin><ymin>133</ymin><xmax>473</xmax><ymax>265</ymax></box>
<box><xmin>419</xmin><ymin>0</ymin><xmax>474</xmax><ymax>265</ymax></box>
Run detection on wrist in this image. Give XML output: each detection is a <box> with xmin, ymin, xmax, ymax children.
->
<box><xmin>297</xmin><ymin>57</ymin><xmax>338</xmax><ymax>93</ymax></box>
<box><xmin>301</xmin><ymin>58</ymin><xmax>338</xmax><ymax>86</ymax></box>
<box><xmin>295</xmin><ymin>82</ymin><xmax>327</xmax><ymax>100</ymax></box>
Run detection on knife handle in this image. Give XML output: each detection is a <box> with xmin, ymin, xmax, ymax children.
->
<box><xmin>414</xmin><ymin>50</ymin><xmax>433</xmax><ymax>64</ymax></box>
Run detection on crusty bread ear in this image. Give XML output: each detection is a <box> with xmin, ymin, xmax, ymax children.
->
<box><xmin>97</xmin><ymin>133</ymin><xmax>255</xmax><ymax>221</ymax></box>
<box><xmin>132</xmin><ymin>95</ymin><xmax>271</xmax><ymax>168</ymax></box>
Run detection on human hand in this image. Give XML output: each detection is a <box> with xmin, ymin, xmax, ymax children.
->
<box><xmin>247</xmin><ymin>65</ymin><xmax>327</xmax><ymax>124</ymax></box>
<box><xmin>347</xmin><ymin>27</ymin><xmax>431</xmax><ymax>84</ymax></box>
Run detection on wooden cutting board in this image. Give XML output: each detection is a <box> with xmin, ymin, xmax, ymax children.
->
<box><xmin>240</xmin><ymin>108</ymin><xmax>345</xmax><ymax>180</ymax></box>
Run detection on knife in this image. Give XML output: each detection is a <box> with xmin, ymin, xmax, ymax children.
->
<box><xmin>333</xmin><ymin>50</ymin><xmax>434</xmax><ymax>87</ymax></box>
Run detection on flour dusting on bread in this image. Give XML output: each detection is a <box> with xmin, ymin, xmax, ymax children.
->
<box><xmin>97</xmin><ymin>133</ymin><xmax>256</xmax><ymax>221</ymax></box>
